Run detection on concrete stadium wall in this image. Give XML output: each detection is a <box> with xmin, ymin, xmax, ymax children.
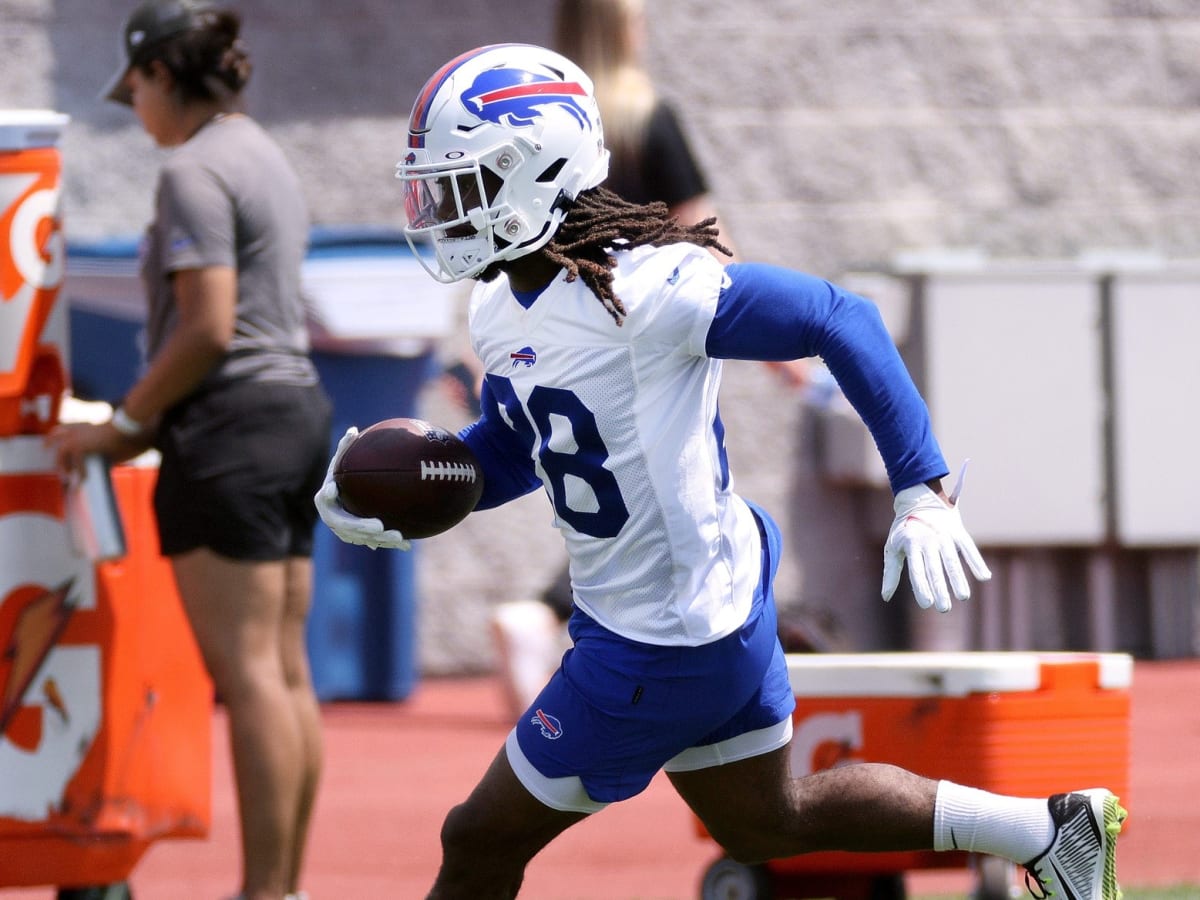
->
<box><xmin>14</xmin><ymin>2</ymin><xmax>1200</xmax><ymax>270</ymax></box>
<box><xmin>6</xmin><ymin>1</ymin><xmax>1199</xmax><ymax>673</ymax></box>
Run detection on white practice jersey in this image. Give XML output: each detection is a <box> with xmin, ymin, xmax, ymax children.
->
<box><xmin>467</xmin><ymin>242</ymin><xmax>762</xmax><ymax>646</ymax></box>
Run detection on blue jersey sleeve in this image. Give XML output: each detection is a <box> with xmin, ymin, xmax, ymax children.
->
<box><xmin>706</xmin><ymin>262</ymin><xmax>948</xmax><ymax>493</ymax></box>
<box><xmin>458</xmin><ymin>377</ymin><xmax>543</xmax><ymax>510</ymax></box>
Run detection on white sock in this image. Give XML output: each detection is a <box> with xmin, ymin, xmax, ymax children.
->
<box><xmin>933</xmin><ymin>780</ymin><xmax>1055</xmax><ymax>863</ymax></box>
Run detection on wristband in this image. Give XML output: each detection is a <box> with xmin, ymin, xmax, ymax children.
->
<box><xmin>111</xmin><ymin>406</ymin><xmax>147</xmax><ymax>438</ymax></box>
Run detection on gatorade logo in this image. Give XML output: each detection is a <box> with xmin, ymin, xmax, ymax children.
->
<box><xmin>0</xmin><ymin>166</ymin><xmax>66</xmax><ymax>391</ymax></box>
<box><xmin>788</xmin><ymin>710</ymin><xmax>864</xmax><ymax>776</ymax></box>
<box><xmin>0</xmin><ymin>171</ymin><xmax>65</xmax><ymax>295</ymax></box>
<box><xmin>0</xmin><ymin>465</ymin><xmax>101</xmax><ymax>822</ymax></box>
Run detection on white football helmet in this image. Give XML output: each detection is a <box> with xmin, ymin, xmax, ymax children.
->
<box><xmin>396</xmin><ymin>43</ymin><xmax>610</xmax><ymax>282</ymax></box>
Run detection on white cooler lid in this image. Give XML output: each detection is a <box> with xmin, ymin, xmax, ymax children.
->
<box><xmin>787</xmin><ymin>651</ymin><xmax>1133</xmax><ymax>698</ymax></box>
<box><xmin>0</xmin><ymin>110</ymin><xmax>70</xmax><ymax>150</ymax></box>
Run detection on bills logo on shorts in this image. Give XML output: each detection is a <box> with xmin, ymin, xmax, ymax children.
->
<box><xmin>510</xmin><ymin>347</ymin><xmax>537</xmax><ymax>368</ymax></box>
<box><xmin>461</xmin><ymin>69</ymin><xmax>593</xmax><ymax>131</ymax></box>
<box><xmin>531</xmin><ymin>708</ymin><xmax>563</xmax><ymax>740</ymax></box>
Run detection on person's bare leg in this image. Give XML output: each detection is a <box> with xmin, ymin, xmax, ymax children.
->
<box><xmin>669</xmin><ymin>744</ymin><xmax>936</xmax><ymax>863</ymax></box>
<box><xmin>281</xmin><ymin>555</ymin><xmax>322</xmax><ymax>895</ymax></box>
<box><xmin>427</xmin><ymin>746</ymin><xmax>587</xmax><ymax>900</ymax></box>
<box><xmin>173</xmin><ymin>549</ymin><xmax>302</xmax><ymax>900</ymax></box>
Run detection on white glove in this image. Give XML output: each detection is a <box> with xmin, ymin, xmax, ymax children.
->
<box><xmin>314</xmin><ymin>427</ymin><xmax>411</xmax><ymax>551</ymax></box>
<box><xmin>881</xmin><ymin>464</ymin><xmax>991</xmax><ymax>612</ymax></box>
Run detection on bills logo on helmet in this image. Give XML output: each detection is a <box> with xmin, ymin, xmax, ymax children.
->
<box><xmin>510</xmin><ymin>347</ymin><xmax>537</xmax><ymax>368</ymax></box>
<box><xmin>461</xmin><ymin>69</ymin><xmax>593</xmax><ymax>131</ymax></box>
<box><xmin>531</xmin><ymin>708</ymin><xmax>563</xmax><ymax>740</ymax></box>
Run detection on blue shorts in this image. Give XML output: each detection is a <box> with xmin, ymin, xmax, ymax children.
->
<box><xmin>507</xmin><ymin>502</ymin><xmax>796</xmax><ymax>812</ymax></box>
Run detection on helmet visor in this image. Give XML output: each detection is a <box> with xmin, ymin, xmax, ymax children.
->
<box><xmin>398</xmin><ymin>161</ymin><xmax>487</xmax><ymax>235</ymax></box>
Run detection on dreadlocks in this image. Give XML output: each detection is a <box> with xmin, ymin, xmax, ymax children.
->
<box><xmin>542</xmin><ymin>186</ymin><xmax>732</xmax><ymax>325</ymax></box>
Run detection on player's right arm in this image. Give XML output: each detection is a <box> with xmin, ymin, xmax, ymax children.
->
<box><xmin>458</xmin><ymin>376</ymin><xmax>543</xmax><ymax>510</ymax></box>
<box><xmin>313</xmin><ymin>427</ymin><xmax>412</xmax><ymax>551</ymax></box>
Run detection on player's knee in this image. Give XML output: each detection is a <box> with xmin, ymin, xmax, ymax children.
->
<box><xmin>704</xmin><ymin>809</ymin><xmax>800</xmax><ymax>865</ymax></box>
<box><xmin>716</xmin><ymin>840</ymin><xmax>770</xmax><ymax>865</ymax></box>
<box><xmin>705</xmin><ymin>822</ymin><xmax>773</xmax><ymax>865</ymax></box>
<box><xmin>439</xmin><ymin>801</ymin><xmax>481</xmax><ymax>857</ymax></box>
<box><xmin>437</xmin><ymin>803</ymin><xmax>526</xmax><ymax>897</ymax></box>
<box><xmin>441</xmin><ymin>799</ymin><xmax>520</xmax><ymax>863</ymax></box>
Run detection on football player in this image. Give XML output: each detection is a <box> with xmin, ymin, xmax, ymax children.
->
<box><xmin>316</xmin><ymin>44</ymin><xmax>1125</xmax><ymax>900</ymax></box>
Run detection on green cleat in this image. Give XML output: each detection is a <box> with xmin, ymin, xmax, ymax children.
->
<box><xmin>1023</xmin><ymin>789</ymin><xmax>1127</xmax><ymax>899</ymax></box>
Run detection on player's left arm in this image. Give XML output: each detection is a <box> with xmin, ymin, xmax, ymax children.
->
<box><xmin>458</xmin><ymin>377</ymin><xmax>542</xmax><ymax>510</ymax></box>
<box><xmin>705</xmin><ymin>262</ymin><xmax>991</xmax><ymax>611</ymax></box>
<box><xmin>706</xmin><ymin>262</ymin><xmax>946</xmax><ymax>494</ymax></box>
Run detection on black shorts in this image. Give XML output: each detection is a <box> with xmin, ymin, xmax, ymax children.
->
<box><xmin>153</xmin><ymin>379</ymin><xmax>333</xmax><ymax>561</ymax></box>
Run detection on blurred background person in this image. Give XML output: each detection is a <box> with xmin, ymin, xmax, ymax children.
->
<box><xmin>47</xmin><ymin>2</ymin><xmax>328</xmax><ymax>898</ymax></box>
<box><xmin>554</xmin><ymin>0</ymin><xmax>735</xmax><ymax>256</ymax></box>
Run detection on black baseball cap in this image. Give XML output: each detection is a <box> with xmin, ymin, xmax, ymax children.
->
<box><xmin>102</xmin><ymin>0</ymin><xmax>214</xmax><ymax>105</ymax></box>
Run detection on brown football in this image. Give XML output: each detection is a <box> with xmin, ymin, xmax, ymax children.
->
<box><xmin>333</xmin><ymin>418</ymin><xmax>484</xmax><ymax>539</ymax></box>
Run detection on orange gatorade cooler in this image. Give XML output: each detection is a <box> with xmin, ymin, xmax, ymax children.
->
<box><xmin>698</xmin><ymin>651</ymin><xmax>1133</xmax><ymax>900</ymax></box>
<box><xmin>0</xmin><ymin>439</ymin><xmax>213</xmax><ymax>893</ymax></box>
<box><xmin>0</xmin><ymin>108</ymin><xmax>213</xmax><ymax>895</ymax></box>
<box><xmin>0</xmin><ymin>110</ymin><xmax>71</xmax><ymax>437</ymax></box>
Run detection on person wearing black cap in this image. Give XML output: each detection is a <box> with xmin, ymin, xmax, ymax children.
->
<box><xmin>49</xmin><ymin>4</ymin><xmax>328</xmax><ymax>899</ymax></box>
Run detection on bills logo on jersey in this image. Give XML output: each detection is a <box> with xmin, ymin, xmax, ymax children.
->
<box><xmin>510</xmin><ymin>347</ymin><xmax>537</xmax><ymax>368</ymax></box>
<box><xmin>531</xmin><ymin>708</ymin><xmax>563</xmax><ymax>740</ymax></box>
<box><xmin>461</xmin><ymin>69</ymin><xmax>593</xmax><ymax>131</ymax></box>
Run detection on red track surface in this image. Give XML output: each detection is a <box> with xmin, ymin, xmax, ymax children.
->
<box><xmin>3</xmin><ymin>660</ymin><xmax>1197</xmax><ymax>899</ymax></box>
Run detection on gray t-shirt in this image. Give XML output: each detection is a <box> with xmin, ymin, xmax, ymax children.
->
<box><xmin>141</xmin><ymin>113</ymin><xmax>317</xmax><ymax>389</ymax></box>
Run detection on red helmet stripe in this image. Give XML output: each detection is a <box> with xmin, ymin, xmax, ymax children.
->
<box><xmin>475</xmin><ymin>81</ymin><xmax>587</xmax><ymax>105</ymax></box>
